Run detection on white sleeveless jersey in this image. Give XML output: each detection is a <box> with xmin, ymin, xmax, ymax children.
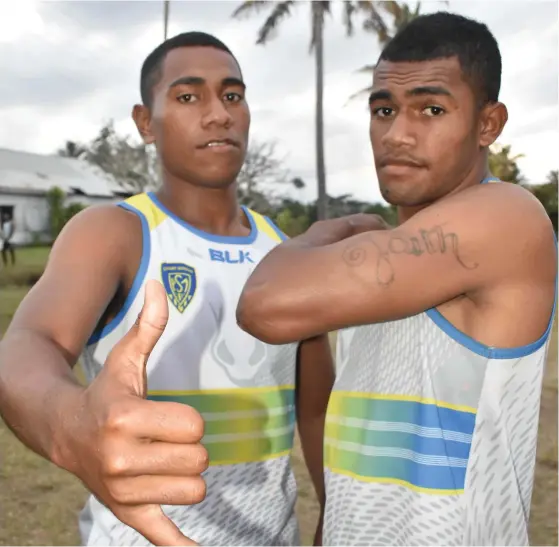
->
<box><xmin>79</xmin><ymin>192</ymin><xmax>300</xmax><ymax>546</ymax></box>
<box><xmin>323</xmin><ymin>177</ymin><xmax>557</xmax><ymax>546</ymax></box>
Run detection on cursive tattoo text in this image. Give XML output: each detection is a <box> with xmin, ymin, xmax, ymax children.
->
<box><xmin>342</xmin><ymin>225</ymin><xmax>478</xmax><ymax>287</ymax></box>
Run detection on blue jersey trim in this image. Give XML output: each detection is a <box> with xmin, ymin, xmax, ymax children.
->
<box><xmin>427</xmin><ymin>174</ymin><xmax>557</xmax><ymax>359</ymax></box>
<box><xmin>480</xmin><ymin>175</ymin><xmax>501</xmax><ymax>184</ymax></box>
<box><xmin>425</xmin><ymin>297</ymin><xmax>556</xmax><ymax>359</ymax></box>
<box><xmin>264</xmin><ymin>215</ymin><xmax>288</xmax><ymax>241</ymax></box>
<box><xmin>87</xmin><ymin>202</ymin><xmax>151</xmax><ymax>346</ymax></box>
<box><xmin>146</xmin><ymin>191</ymin><xmax>258</xmax><ymax>244</ymax></box>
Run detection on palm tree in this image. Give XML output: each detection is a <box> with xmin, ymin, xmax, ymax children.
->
<box><xmin>347</xmin><ymin>1</ymin><xmax>424</xmax><ymax>102</ymax></box>
<box><xmin>57</xmin><ymin>141</ymin><xmax>87</xmax><ymax>159</ymax></box>
<box><xmin>232</xmin><ymin>1</ymin><xmax>380</xmax><ymax>220</ymax></box>
<box><xmin>163</xmin><ymin>0</ymin><xmax>170</xmax><ymax>40</ymax></box>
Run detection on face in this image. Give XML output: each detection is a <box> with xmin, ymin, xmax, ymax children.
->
<box><xmin>133</xmin><ymin>46</ymin><xmax>250</xmax><ymax>188</ymax></box>
<box><xmin>369</xmin><ymin>57</ymin><xmax>506</xmax><ymax>207</ymax></box>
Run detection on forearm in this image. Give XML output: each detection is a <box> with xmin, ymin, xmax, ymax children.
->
<box><xmin>0</xmin><ymin>329</ymin><xmax>84</xmax><ymax>467</ymax></box>
<box><xmin>297</xmin><ymin>412</ymin><xmax>327</xmax><ymax>505</ymax></box>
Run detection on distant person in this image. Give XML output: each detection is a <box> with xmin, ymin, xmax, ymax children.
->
<box><xmin>237</xmin><ymin>12</ymin><xmax>557</xmax><ymax>546</ymax></box>
<box><xmin>0</xmin><ymin>32</ymin><xmax>334</xmax><ymax>546</ymax></box>
<box><xmin>1</xmin><ymin>211</ymin><xmax>15</xmax><ymax>266</ymax></box>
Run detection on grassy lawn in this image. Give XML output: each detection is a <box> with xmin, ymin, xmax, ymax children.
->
<box><xmin>0</xmin><ymin>246</ymin><xmax>50</xmax><ymax>289</ymax></box>
<box><xmin>0</xmin><ymin>247</ymin><xmax>557</xmax><ymax>545</ymax></box>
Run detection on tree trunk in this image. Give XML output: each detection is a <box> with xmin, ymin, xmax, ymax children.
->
<box><xmin>163</xmin><ymin>1</ymin><xmax>170</xmax><ymax>40</ymax></box>
<box><xmin>314</xmin><ymin>10</ymin><xmax>327</xmax><ymax>220</ymax></box>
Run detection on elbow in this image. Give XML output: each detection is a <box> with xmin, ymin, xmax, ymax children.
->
<box><xmin>236</xmin><ymin>286</ymin><xmax>298</xmax><ymax>345</ymax></box>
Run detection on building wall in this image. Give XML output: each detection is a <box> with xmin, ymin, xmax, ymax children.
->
<box><xmin>0</xmin><ymin>193</ymin><xmax>121</xmax><ymax>245</ymax></box>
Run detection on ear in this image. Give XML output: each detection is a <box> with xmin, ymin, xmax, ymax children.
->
<box><xmin>132</xmin><ymin>104</ymin><xmax>155</xmax><ymax>145</ymax></box>
<box><xmin>479</xmin><ymin>101</ymin><xmax>508</xmax><ymax>147</ymax></box>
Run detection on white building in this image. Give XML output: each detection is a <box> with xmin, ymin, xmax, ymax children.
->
<box><xmin>0</xmin><ymin>148</ymin><xmax>131</xmax><ymax>245</ymax></box>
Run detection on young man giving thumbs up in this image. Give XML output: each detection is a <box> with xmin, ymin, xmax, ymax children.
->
<box><xmin>0</xmin><ymin>32</ymin><xmax>353</xmax><ymax>546</ymax></box>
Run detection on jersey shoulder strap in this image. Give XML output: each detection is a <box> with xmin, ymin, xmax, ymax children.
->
<box><xmin>118</xmin><ymin>192</ymin><xmax>168</xmax><ymax>231</ymax></box>
<box><xmin>246</xmin><ymin>209</ymin><xmax>288</xmax><ymax>243</ymax></box>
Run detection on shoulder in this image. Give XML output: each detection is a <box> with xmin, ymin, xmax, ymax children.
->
<box><xmin>452</xmin><ymin>182</ymin><xmax>554</xmax><ymax>254</ymax></box>
<box><xmin>60</xmin><ymin>201</ymin><xmax>143</xmax><ymax>241</ymax></box>
<box><xmin>47</xmin><ymin>201</ymin><xmax>144</xmax><ymax>272</ymax></box>
<box><xmin>398</xmin><ymin>181</ymin><xmax>556</xmax><ymax>284</ymax></box>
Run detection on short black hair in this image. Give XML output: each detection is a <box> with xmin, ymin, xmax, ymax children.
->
<box><xmin>140</xmin><ymin>31</ymin><xmax>240</xmax><ymax>107</ymax></box>
<box><xmin>378</xmin><ymin>12</ymin><xmax>502</xmax><ymax>105</ymax></box>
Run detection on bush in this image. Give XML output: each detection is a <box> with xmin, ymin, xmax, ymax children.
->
<box><xmin>46</xmin><ymin>187</ymin><xmax>85</xmax><ymax>239</ymax></box>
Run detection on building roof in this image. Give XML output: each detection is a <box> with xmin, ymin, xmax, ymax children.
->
<box><xmin>0</xmin><ymin>147</ymin><xmax>125</xmax><ymax>198</ymax></box>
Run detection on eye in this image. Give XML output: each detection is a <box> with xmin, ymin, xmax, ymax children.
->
<box><xmin>177</xmin><ymin>93</ymin><xmax>196</xmax><ymax>103</ymax></box>
<box><xmin>224</xmin><ymin>92</ymin><xmax>243</xmax><ymax>103</ymax></box>
<box><xmin>422</xmin><ymin>105</ymin><xmax>445</xmax><ymax>117</ymax></box>
<box><xmin>371</xmin><ymin>106</ymin><xmax>395</xmax><ymax>118</ymax></box>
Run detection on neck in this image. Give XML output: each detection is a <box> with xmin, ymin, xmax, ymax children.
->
<box><xmin>155</xmin><ymin>174</ymin><xmax>250</xmax><ymax>237</ymax></box>
<box><xmin>397</xmin><ymin>158</ymin><xmax>491</xmax><ymax>225</ymax></box>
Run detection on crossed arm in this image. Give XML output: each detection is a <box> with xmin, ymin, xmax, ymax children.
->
<box><xmin>237</xmin><ymin>183</ymin><xmax>555</xmax><ymax>344</ymax></box>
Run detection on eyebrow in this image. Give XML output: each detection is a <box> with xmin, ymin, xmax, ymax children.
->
<box><xmin>368</xmin><ymin>86</ymin><xmax>452</xmax><ymax>104</ymax></box>
<box><xmin>168</xmin><ymin>76</ymin><xmax>246</xmax><ymax>90</ymax></box>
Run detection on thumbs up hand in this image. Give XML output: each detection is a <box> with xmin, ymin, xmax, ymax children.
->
<box><xmin>58</xmin><ymin>280</ymin><xmax>207</xmax><ymax>546</ymax></box>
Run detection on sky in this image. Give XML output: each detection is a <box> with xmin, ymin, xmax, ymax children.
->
<box><xmin>0</xmin><ymin>0</ymin><xmax>557</xmax><ymax>204</ymax></box>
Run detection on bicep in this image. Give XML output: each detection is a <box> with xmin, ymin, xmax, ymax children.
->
<box><xmin>268</xmin><ymin>190</ymin><xmax>524</xmax><ymax>339</ymax></box>
<box><xmin>323</xmin><ymin>186</ymin><xmax>556</xmax><ymax>327</ymax></box>
<box><xmin>325</xmin><ymin>218</ymin><xmax>483</xmax><ymax>322</ymax></box>
<box><xmin>6</xmin><ymin>207</ymin><xmax>136</xmax><ymax>363</ymax></box>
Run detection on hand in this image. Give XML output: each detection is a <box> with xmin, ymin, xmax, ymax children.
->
<box><xmin>300</xmin><ymin>213</ymin><xmax>390</xmax><ymax>247</ymax></box>
<box><xmin>57</xmin><ymin>280</ymin><xmax>207</xmax><ymax>546</ymax></box>
<box><xmin>342</xmin><ymin>213</ymin><xmax>391</xmax><ymax>236</ymax></box>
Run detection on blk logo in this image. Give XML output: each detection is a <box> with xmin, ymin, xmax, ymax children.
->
<box><xmin>209</xmin><ymin>249</ymin><xmax>254</xmax><ymax>264</ymax></box>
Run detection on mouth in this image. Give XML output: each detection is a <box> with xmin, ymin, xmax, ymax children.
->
<box><xmin>197</xmin><ymin>138</ymin><xmax>240</xmax><ymax>150</ymax></box>
<box><xmin>379</xmin><ymin>158</ymin><xmax>426</xmax><ymax>177</ymax></box>
<box><xmin>379</xmin><ymin>158</ymin><xmax>424</xmax><ymax>169</ymax></box>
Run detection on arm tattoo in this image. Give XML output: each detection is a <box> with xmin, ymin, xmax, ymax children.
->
<box><xmin>342</xmin><ymin>225</ymin><xmax>478</xmax><ymax>287</ymax></box>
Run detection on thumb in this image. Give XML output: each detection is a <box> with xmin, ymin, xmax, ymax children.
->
<box><xmin>106</xmin><ymin>279</ymin><xmax>169</xmax><ymax>395</ymax></box>
<box><xmin>133</xmin><ymin>279</ymin><xmax>169</xmax><ymax>359</ymax></box>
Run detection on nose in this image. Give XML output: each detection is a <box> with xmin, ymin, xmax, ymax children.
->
<box><xmin>201</xmin><ymin>96</ymin><xmax>233</xmax><ymax>128</ymax></box>
<box><xmin>379</xmin><ymin>112</ymin><xmax>417</xmax><ymax>149</ymax></box>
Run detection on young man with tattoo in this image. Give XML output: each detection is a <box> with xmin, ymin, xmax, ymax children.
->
<box><xmin>0</xmin><ymin>32</ymin><xmax>333</xmax><ymax>546</ymax></box>
<box><xmin>237</xmin><ymin>12</ymin><xmax>557</xmax><ymax>546</ymax></box>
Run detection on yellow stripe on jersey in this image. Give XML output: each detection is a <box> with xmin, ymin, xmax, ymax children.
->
<box><xmin>248</xmin><ymin>209</ymin><xmax>286</xmax><ymax>243</ymax></box>
<box><xmin>148</xmin><ymin>386</ymin><xmax>296</xmax><ymax>465</ymax></box>
<box><xmin>124</xmin><ymin>193</ymin><xmax>167</xmax><ymax>230</ymax></box>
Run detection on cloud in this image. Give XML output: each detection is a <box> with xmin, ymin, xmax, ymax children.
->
<box><xmin>0</xmin><ymin>0</ymin><xmax>556</xmax><ymax>204</ymax></box>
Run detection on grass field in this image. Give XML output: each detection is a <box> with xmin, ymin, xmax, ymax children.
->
<box><xmin>0</xmin><ymin>247</ymin><xmax>557</xmax><ymax>545</ymax></box>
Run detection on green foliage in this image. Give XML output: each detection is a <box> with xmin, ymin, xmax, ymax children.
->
<box><xmin>46</xmin><ymin>187</ymin><xmax>85</xmax><ymax>239</ymax></box>
<box><xmin>488</xmin><ymin>144</ymin><xmax>525</xmax><ymax>184</ymax></box>
<box><xmin>363</xmin><ymin>202</ymin><xmax>398</xmax><ymax>225</ymax></box>
<box><xmin>268</xmin><ymin>195</ymin><xmax>397</xmax><ymax>237</ymax></box>
<box><xmin>530</xmin><ymin>170</ymin><xmax>558</xmax><ymax>232</ymax></box>
<box><xmin>274</xmin><ymin>207</ymin><xmax>312</xmax><ymax>237</ymax></box>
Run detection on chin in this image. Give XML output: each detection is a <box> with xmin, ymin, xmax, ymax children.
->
<box><xmin>380</xmin><ymin>186</ymin><xmax>426</xmax><ymax>208</ymax></box>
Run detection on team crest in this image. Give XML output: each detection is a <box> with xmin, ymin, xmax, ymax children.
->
<box><xmin>161</xmin><ymin>263</ymin><xmax>197</xmax><ymax>313</ymax></box>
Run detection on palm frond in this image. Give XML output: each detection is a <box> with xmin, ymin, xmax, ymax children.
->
<box><xmin>355</xmin><ymin>1</ymin><xmax>390</xmax><ymax>44</ymax></box>
<box><xmin>380</xmin><ymin>0</ymin><xmax>403</xmax><ymax>20</ymax></box>
<box><xmin>256</xmin><ymin>1</ymin><xmax>296</xmax><ymax>44</ymax></box>
<box><xmin>345</xmin><ymin>85</ymin><xmax>372</xmax><ymax>105</ymax></box>
<box><xmin>355</xmin><ymin>63</ymin><xmax>376</xmax><ymax>74</ymax></box>
<box><xmin>363</xmin><ymin>13</ymin><xmax>390</xmax><ymax>44</ymax></box>
<box><xmin>231</xmin><ymin>0</ymin><xmax>271</xmax><ymax>20</ymax></box>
